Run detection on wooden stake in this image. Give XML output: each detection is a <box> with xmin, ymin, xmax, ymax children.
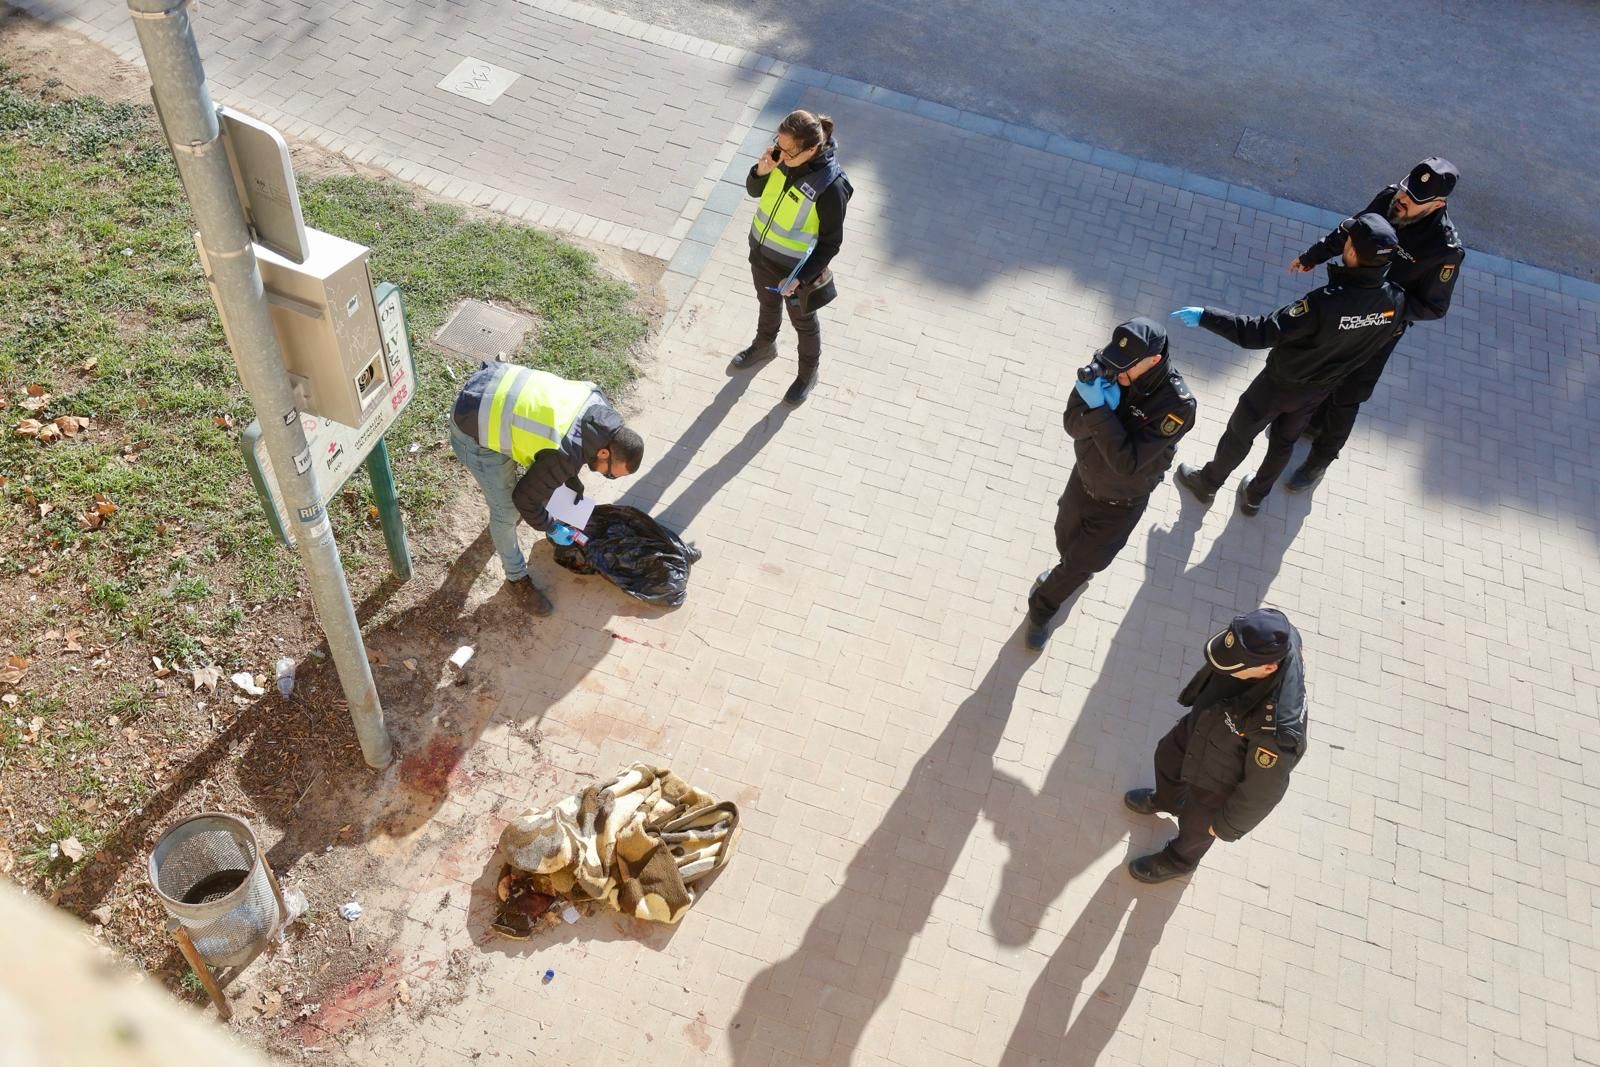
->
<box><xmin>170</xmin><ymin>922</ymin><xmax>232</xmax><ymax>1021</ymax></box>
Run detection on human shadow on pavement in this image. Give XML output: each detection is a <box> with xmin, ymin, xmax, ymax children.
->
<box><xmin>988</xmin><ymin>486</ymin><xmax>1310</xmax><ymax>1064</ymax></box>
<box><xmin>726</xmin><ymin>632</ymin><xmax>1037</xmax><ymax>1065</ymax></box>
<box><xmin>996</xmin><ymin>869</ymin><xmax>1181</xmax><ymax>1067</ymax></box>
<box><xmin>618</xmin><ymin>371</ymin><xmax>758</xmax><ymax>519</ymax></box>
<box><xmin>654</xmin><ymin>399</ymin><xmax>794</xmax><ymax>535</ymax></box>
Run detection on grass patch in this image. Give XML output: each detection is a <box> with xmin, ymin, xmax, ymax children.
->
<box><xmin>0</xmin><ymin>65</ymin><xmax>648</xmax><ymax>661</ymax></box>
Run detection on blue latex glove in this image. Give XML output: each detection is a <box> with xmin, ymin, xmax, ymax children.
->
<box><xmin>548</xmin><ymin>522</ymin><xmax>576</xmax><ymax>546</ymax></box>
<box><xmin>1074</xmin><ymin>378</ymin><xmax>1111</xmax><ymax>409</ymax></box>
<box><xmin>1170</xmin><ymin>307</ymin><xmax>1204</xmax><ymax>327</ymax></box>
<box><xmin>1102</xmin><ymin>381</ymin><xmax>1122</xmax><ymax>409</ymax></box>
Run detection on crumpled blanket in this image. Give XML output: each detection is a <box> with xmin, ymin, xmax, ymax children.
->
<box><xmin>497</xmin><ymin>763</ymin><xmax>740</xmax><ymax>924</ymax></box>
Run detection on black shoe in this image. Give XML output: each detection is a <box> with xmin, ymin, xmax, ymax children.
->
<box><xmin>1128</xmin><ymin>852</ymin><xmax>1191</xmax><ymax>884</ymax></box>
<box><xmin>1236</xmin><ymin>479</ymin><xmax>1265</xmax><ymax>517</ymax></box>
<box><xmin>507</xmin><ymin>576</ymin><xmax>553</xmax><ymax>617</ymax></box>
<box><xmin>1024</xmin><ymin>618</ymin><xmax>1050</xmax><ymax>653</ymax></box>
<box><xmin>1174</xmin><ymin>463</ymin><xmax>1217</xmax><ymax>505</ymax></box>
<box><xmin>730</xmin><ymin>342</ymin><xmax>778</xmax><ymax>370</ymax></box>
<box><xmin>1123</xmin><ymin>789</ymin><xmax>1164</xmax><ymax>817</ymax></box>
<box><xmin>783</xmin><ymin>367</ymin><xmax>817</xmax><ymax>405</ymax></box>
<box><xmin>1029</xmin><ymin>569</ymin><xmax>1052</xmax><ymax>598</ymax></box>
<box><xmin>1284</xmin><ymin>463</ymin><xmax>1326</xmax><ymax>494</ymax></box>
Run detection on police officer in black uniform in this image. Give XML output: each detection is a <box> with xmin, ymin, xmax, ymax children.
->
<box><xmin>1169</xmin><ymin>212</ymin><xmax>1409</xmax><ymax>516</ymax></box>
<box><xmin>1025</xmin><ymin>318</ymin><xmax>1196</xmax><ymax>652</ymax></box>
<box><xmin>1285</xmin><ymin>158</ymin><xmax>1465</xmax><ymax>491</ymax></box>
<box><xmin>1124</xmin><ymin>607</ymin><xmax>1307</xmax><ymax>883</ymax></box>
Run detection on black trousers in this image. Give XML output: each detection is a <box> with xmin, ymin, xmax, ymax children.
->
<box><xmin>749</xmin><ymin>251</ymin><xmax>821</xmax><ymax>368</ymax></box>
<box><xmin>1199</xmin><ymin>370</ymin><xmax>1332</xmax><ymax>498</ymax></box>
<box><xmin>1306</xmin><ymin>326</ymin><xmax>1406</xmax><ymax>468</ymax></box>
<box><xmin>1027</xmin><ymin>470</ymin><xmax>1148</xmax><ymax>624</ymax></box>
<box><xmin>1151</xmin><ymin>710</ymin><xmax>1230</xmax><ymax>870</ymax></box>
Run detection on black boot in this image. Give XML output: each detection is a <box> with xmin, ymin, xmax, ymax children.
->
<box><xmin>1024</xmin><ymin>617</ymin><xmax>1050</xmax><ymax>653</ymax></box>
<box><xmin>1174</xmin><ymin>463</ymin><xmax>1218</xmax><ymax>505</ymax></box>
<box><xmin>1128</xmin><ymin>851</ymin><xmax>1192</xmax><ymax>883</ymax></box>
<box><xmin>1285</xmin><ymin>462</ymin><xmax>1327</xmax><ymax>493</ymax></box>
<box><xmin>1236</xmin><ymin>478</ymin><xmax>1266</xmax><ymax>517</ymax></box>
<box><xmin>783</xmin><ymin>365</ymin><xmax>817</xmax><ymax>405</ymax></box>
<box><xmin>730</xmin><ymin>341</ymin><xmax>778</xmax><ymax>370</ymax></box>
<box><xmin>1122</xmin><ymin>789</ymin><xmax>1164</xmax><ymax>816</ymax></box>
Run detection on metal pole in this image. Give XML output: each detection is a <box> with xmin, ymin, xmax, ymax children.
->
<box><xmin>127</xmin><ymin>0</ymin><xmax>392</xmax><ymax>768</ymax></box>
<box><xmin>364</xmin><ymin>439</ymin><xmax>413</xmax><ymax>580</ymax></box>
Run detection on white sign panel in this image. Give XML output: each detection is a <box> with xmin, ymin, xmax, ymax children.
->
<box><xmin>252</xmin><ymin>284</ymin><xmax>415</xmax><ymax>518</ymax></box>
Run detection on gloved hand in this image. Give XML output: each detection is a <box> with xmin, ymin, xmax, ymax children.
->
<box><xmin>548</xmin><ymin>522</ymin><xmax>576</xmax><ymax>546</ymax></box>
<box><xmin>1074</xmin><ymin>377</ymin><xmax>1117</xmax><ymax>410</ymax></box>
<box><xmin>1170</xmin><ymin>307</ymin><xmax>1204</xmax><ymax>327</ymax></box>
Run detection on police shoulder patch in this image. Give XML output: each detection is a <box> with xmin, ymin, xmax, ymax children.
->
<box><xmin>1286</xmin><ymin>299</ymin><xmax>1310</xmax><ymax>318</ymax></box>
<box><xmin>1160</xmin><ymin>412</ymin><xmax>1185</xmax><ymax>436</ymax></box>
<box><xmin>1439</xmin><ymin>263</ymin><xmax>1457</xmax><ymax>283</ymax></box>
<box><xmin>1254</xmin><ymin>746</ymin><xmax>1279</xmax><ymax>769</ymax></box>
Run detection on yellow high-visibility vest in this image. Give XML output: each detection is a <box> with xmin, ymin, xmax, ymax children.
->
<box><xmin>475</xmin><ymin>364</ymin><xmax>596</xmax><ymax>466</ymax></box>
<box><xmin>750</xmin><ymin>169</ymin><xmax>822</xmax><ymax>262</ymax></box>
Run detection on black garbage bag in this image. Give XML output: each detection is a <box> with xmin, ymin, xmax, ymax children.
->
<box><xmin>550</xmin><ymin>505</ymin><xmax>700</xmax><ymax>608</ymax></box>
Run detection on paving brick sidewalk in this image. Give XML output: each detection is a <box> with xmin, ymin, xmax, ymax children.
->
<box><xmin>20</xmin><ymin>2</ymin><xmax>1600</xmax><ymax>1065</ymax></box>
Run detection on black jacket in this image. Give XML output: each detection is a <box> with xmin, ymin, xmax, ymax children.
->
<box><xmin>745</xmin><ymin>140</ymin><xmax>849</xmax><ymax>283</ymax></box>
<box><xmin>1064</xmin><ymin>354</ymin><xmax>1196</xmax><ymax>501</ymax></box>
<box><xmin>450</xmin><ymin>362</ymin><xmax>623</xmax><ymax>532</ymax></box>
<box><xmin>1199</xmin><ymin>263</ymin><xmax>1409</xmax><ymax>388</ymax></box>
<box><xmin>1298</xmin><ymin>187</ymin><xmax>1464</xmax><ymax>322</ymax></box>
<box><xmin>1176</xmin><ymin>627</ymin><xmax>1308</xmax><ymax>841</ymax></box>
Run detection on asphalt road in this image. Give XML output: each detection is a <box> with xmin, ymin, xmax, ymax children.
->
<box><xmin>590</xmin><ymin>0</ymin><xmax>1600</xmax><ymax>280</ymax></box>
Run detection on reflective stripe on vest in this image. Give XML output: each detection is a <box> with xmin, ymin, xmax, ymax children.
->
<box><xmin>475</xmin><ymin>364</ymin><xmax>596</xmax><ymax>466</ymax></box>
<box><xmin>750</xmin><ymin>169</ymin><xmax>820</xmax><ymax>260</ymax></box>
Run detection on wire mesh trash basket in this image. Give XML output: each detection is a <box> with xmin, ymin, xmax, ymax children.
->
<box><xmin>149</xmin><ymin>813</ymin><xmax>284</xmax><ymax>972</ymax></box>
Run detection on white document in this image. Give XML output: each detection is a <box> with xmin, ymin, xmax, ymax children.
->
<box><xmin>546</xmin><ymin>485</ymin><xmax>596</xmax><ymax>530</ymax></box>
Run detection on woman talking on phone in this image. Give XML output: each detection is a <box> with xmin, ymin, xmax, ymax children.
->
<box><xmin>729</xmin><ymin>108</ymin><xmax>853</xmax><ymax>405</ymax></box>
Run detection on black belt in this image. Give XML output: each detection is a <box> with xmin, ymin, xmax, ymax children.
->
<box><xmin>1086</xmin><ymin>489</ymin><xmax>1142</xmax><ymax>508</ymax></box>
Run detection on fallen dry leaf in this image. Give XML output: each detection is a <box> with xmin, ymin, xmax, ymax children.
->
<box><xmin>20</xmin><ymin>393</ymin><xmax>51</xmax><ymax>414</ymax></box>
<box><xmin>43</xmin><ymin>629</ymin><xmax>62</xmax><ymax>641</ymax></box>
<box><xmin>58</xmin><ymin>837</ymin><xmax>85</xmax><ymax>863</ymax></box>
<box><xmin>78</xmin><ymin>511</ymin><xmax>104</xmax><ymax>531</ymax></box>
<box><xmin>0</xmin><ymin>694</ymin><xmax>17</xmax><ymax>708</ymax></box>
<box><xmin>0</xmin><ymin>655</ymin><xmax>27</xmax><ymax>686</ymax></box>
<box><xmin>36</xmin><ymin>503</ymin><xmax>53</xmax><ymax>519</ymax></box>
<box><xmin>25</xmin><ymin>384</ymin><xmax>47</xmax><ymax>397</ymax></box>
<box><xmin>15</xmin><ymin>419</ymin><xmax>43</xmax><ymax>438</ymax></box>
<box><xmin>54</xmin><ymin>415</ymin><xmax>90</xmax><ymax>437</ymax></box>
<box><xmin>79</xmin><ymin>357</ymin><xmax>98</xmax><ymax>373</ymax></box>
<box><xmin>92</xmin><ymin>494</ymin><xmax>117</xmax><ymax>516</ymax></box>
<box><xmin>403</xmin><ymin>658</ymin><xmax>418</xmax><ymax>672</ymax></box>
<box><xmin>191</xmin><ymin>665</ymin><xmax>223</xmax><ymax>693</ymax></box>
<box><xmin>64</xmin><ymin>630</ymin><xmax>83</xmax><ymax>653</ymax></box>
<box><xmin>214</xmin><ymin>414</ymin><xmax>235</xmax><ymax>429</ymax></box>
<box><xmin>22</xmin><ymin>717</ymin><xmax>43</xmax><ymax>743</ymax></box>
<box><xmin>259</xmin><ymin>990</ymin><xmax>283</xmax><ymax>1018</ymax></box>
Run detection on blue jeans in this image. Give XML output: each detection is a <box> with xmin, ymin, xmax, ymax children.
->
<box><xmin>450</xmin><ymin>422</ymin><xmax>528</xmax><ymax>582</ymax></box>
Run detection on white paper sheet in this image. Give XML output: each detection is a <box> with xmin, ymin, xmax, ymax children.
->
<box><xmin>546</xmin><ymin>484</ymin><xmax>596</xmax><ymax>530</ymax></box>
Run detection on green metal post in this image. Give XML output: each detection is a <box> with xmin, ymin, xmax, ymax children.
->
<box><xmin>365</xmin><ymin>438</ymin><xmax>412</xmax><ymax>580</ymax></box>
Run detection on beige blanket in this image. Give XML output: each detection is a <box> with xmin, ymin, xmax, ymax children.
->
<box><xmin>497</xmin><ymin>763</ymin><xmax>740</xmax><ymax>924</ymax></box>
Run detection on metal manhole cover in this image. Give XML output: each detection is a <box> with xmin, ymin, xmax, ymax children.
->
<box><xmin>434</xmin><ymin>300</ymin><xmax>538</xmax><ymax>362</ymax></box>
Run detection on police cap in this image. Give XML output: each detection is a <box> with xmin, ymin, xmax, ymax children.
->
<box><xmin>1400</xmin><ymin>157</ymin><xmax>1459</xmax><ymax>203</ymax></box>
<box><xmin>1205</xmin><ymin>608</ymin><xmax>1292</xmax><ymax>672</ymax></box>
<box><xmin>1095</xmin><ymin>317</ymin><xmax>1168</xmax><ymax>372</ymax></box>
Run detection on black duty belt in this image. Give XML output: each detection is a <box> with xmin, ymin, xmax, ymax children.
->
<box><xmin>1086</xmin><ymin>489</ymin><xmax>1143</xmax><ymax>508</ymax></box>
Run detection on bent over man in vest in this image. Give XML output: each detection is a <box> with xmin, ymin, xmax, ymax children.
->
<box><xmin>450</xmin><ymin>362</ymin><xmax>645</xmax><ymax>616</ymax></box>
<box><xmin>1123</xmin><ymin>608</ymin><xmax>1307</xmax><ymax>883</ymax></box>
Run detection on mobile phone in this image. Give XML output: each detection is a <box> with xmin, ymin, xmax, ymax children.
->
<box><xmin>768</xmin><ymin>145</ymin><xmax>781</xmax><ymax>162</ymax></box>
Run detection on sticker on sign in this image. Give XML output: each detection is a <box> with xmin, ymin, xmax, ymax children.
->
<box><xmin>246</xmin><ymin>283</ymin><xmax>416</xmax><ymax>525</ymax></box>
